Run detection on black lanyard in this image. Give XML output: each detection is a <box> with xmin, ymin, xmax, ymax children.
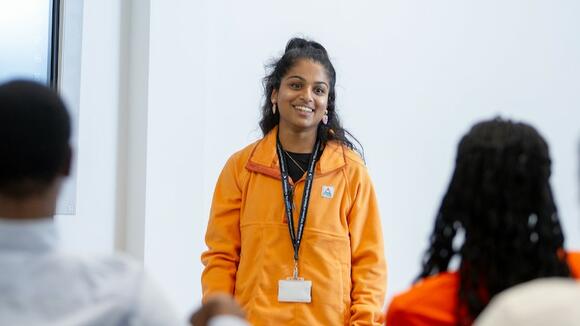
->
<box><xmin>276</xmin><ymin>137</ymin><xmax>321</xmax><ymax>263</ymax></box>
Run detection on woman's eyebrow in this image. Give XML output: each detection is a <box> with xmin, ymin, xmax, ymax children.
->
<box><xmin>285</xmin><ymin>75</ymin><xmax>305</xmax><ymax>81</ymax></box>
<box><xmin>286</xmin><ymin>76</ymin><xmax>329</xmax><ymax>88</ymax></box>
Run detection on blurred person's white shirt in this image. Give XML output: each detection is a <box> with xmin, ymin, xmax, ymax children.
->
<box><xmin>207</xmin><ymin>315</ymin><xmax>249</xmax><ymax>326</ymax></box>
<box><xmin>0</xmin><ymin>218</ymin><xmax>181</xmax><ymax>326</ymax></box>
<box><xmin>475</xmin><ymin>278</ymin><xmax>580</xmax><ymax>326</ymax></box>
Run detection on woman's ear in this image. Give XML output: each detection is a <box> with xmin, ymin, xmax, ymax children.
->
<box><xmin>271</xmin><ymin>89</ymin><xmax>278</xmax><ymax>104</ymax></box>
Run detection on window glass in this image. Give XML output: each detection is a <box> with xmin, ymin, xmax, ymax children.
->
<box><xmin>0</xmin><ymin>0</ymin><xmax>53</xmax><ymax>85</ymax></box>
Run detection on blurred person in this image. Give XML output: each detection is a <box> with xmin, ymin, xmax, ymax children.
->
<box><xmin>385</xmin><ymin>117</ymin><xmax>580</xmax><ymax>326</ymax></box>
<box><xmin>201</xmin><ymin>37</ymin><xmax>386</xmax><ymax>325</ymax></box>
<box><xmin>473</xmin><ymin>136</ymin><xmax>580</xmax><ymax>326</ymax></box>
<box><xmin>0</xmin><ymin>80</ymin><xmax>180</xmax><ymax>325</ymax></box>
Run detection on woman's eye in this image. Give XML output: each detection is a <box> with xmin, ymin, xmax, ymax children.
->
<box><xmin>314</xmin><ymin>87</ymin><xmax>326</xmax><ymax>95</ymax></box>
<box><xmin>289</xmin><ymin>83</ymin><xmax>301</xmax><ymax>89</ymax></box>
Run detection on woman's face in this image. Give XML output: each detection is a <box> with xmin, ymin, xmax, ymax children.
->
<box><xmin>271</xmin><ymin>59</ymin><xmax>330</xmax><ymax>133</ymax></box>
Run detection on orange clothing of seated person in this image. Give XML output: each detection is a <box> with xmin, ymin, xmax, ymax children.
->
<box><xmin>386</xmin><ymin>252</ymin><xmax>580</xmax><ymax>326</ymax></box>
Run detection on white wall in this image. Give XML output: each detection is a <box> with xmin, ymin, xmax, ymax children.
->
<box><xmin>143</xmin><ymin>0</ymin><xmax>207</xmax><ymax>316</ymax></box>
<box><xmin>62</xmin><ymin>0</ymin><xmax>580</xmax><ymax>320</ymax></box>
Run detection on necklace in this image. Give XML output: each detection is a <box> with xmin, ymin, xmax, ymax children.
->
<box><xmin>284</xmin><ymin>150</ymin><xmax>306</xmax><ymax>174</ymax></box>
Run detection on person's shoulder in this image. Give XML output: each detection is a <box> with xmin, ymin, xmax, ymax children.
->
<box><xmin>324</xmin><ymin>141</ymin><xmax>365</xmax><ymax>171</ymax></box>
<box><xmin>57</xmin><ymin>251</ymin><xmax>139</xmax><ymax>271</ymax></box>
<box><xmin>335</xmin><ymin>144</ymin><xmax>371</xmax><ymax>186</ymax></box>
<box><xmin>64</xmin><ymin>253</ymin><xmax>143</xmax><ymax>285</ymax></box>
<box><xmin>493</xmin><ymin>278</ymin><xmax>580</xmax><ymax>304</ymax></box>
<box><xmin>225</xmin><ymin>138</ymin><xmax>263</xmax><ymax>166</ymax></box>
<box><xmin>387</xmin><ymin>272</ymin><xmax>460</xmax><ymax>324</ymax></box>
<box><xmin>96</xmin><ymin>252</ymin><xmax>143</xmax><ymax>273</ymax></box>
<box><xmin>84</xmin><ymin>253</ymin><xmax>144</xmax><ymax>282</ymax></box>
<box><xmin>476</xmin><ymin>278</ymin><xmax>580</xmax><ymax>326</ymax></box>
<box><xmin>49</xmin><ymin>252</ymin><xmax>145</xmax><ymax>304</ymax></box>
<box><xmin>341</xmin><ymin>144</ymin><xmax>365</xmax><ymax>167</ymax></box>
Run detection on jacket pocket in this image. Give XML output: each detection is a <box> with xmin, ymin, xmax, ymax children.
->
<box><xmin>301</xmin><ymin>230</ymin><xmax>349</xmax><ymax>310</ymax></box>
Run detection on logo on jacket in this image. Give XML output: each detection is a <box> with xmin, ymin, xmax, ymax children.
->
<box><xmin>321</xmin><ymin>185</ymin><xmax>334</xmax><ymax>199</ymax></box>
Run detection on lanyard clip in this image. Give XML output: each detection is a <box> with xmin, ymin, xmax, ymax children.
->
<box><xmin>293</xmin><ymin>259</ymin><xmax>299</xmax><ymax>279</ymax></box>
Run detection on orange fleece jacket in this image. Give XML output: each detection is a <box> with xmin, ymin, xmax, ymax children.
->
<box><xmin>202</xmin><ymin>127</ymin><xmax>387</xmax><ymax>325</ymax></box>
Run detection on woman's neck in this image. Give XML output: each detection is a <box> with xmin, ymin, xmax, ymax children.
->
<box><xmin>278</xmin><ymin>124</ymin><xmax>317</xmax><ymax>153</ymax></box>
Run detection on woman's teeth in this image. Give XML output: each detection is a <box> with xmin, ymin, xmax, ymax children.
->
<box><xmin>294</xmin><ymin>105</ymin><xmax>313</xmax><ymax>113</ymax></box>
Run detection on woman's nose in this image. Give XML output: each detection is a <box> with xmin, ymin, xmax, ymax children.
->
<box><xmin>300</xmin><ymin>88</ymin><xmax>313</xmax><ymax>102</ymax></box>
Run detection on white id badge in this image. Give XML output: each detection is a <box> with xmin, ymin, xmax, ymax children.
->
<box><xmin>278</xmin><ymin>279</ymin><xmax>312</xmax><ymax>303</ymax></box>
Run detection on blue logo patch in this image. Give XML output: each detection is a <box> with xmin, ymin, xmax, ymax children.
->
<box><xmin>321</xmin><ymin>185</ymin><xmax>334</xmax><ymax>199</ymax></box>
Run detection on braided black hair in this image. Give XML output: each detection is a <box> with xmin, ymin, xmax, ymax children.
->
<box><xmin>418</xmin><ymin>117</ymin><xmax>571</xmax><ymax>324</ymax></box>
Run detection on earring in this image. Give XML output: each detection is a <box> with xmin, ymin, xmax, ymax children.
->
<box><xmin>322</xmin><ymin>110</ymin><xmax>328</xmax><ymax>125</ymax></box>
<box><xmin>272</xmin><ymin>103</ymin><xmax>277</xmax><ymax>115</ymax></box>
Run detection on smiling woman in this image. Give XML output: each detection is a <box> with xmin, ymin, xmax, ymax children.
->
<box><xmin>200</xmin><ymin>37</ymin><xmax>387</xmax><ymax>325</ymax></box>
<box><xmin>260</xmin><ymin>38</ymin><xmax>363</xmax><ymax>158</ymax></box>
<box><xmin>272</xmin><ymin>59</ymin><xmax>330</xmax><ymax>139</ymax></box>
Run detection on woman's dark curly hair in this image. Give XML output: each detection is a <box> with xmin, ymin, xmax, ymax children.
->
<box><xmin>418</xmin><ymin>117</ymin><xmax>571</xmax><ymax>325</ymax></box>
<box><xmin>259</xmin><ymin>37</ymin><xmax>362</xmax><ymax>156</ymax></box>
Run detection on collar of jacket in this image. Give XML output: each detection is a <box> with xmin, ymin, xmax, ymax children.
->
<box><xmin>246</xmin><ymin>126</ymin><xmax>347</xmax><ymax>179</ymax></box>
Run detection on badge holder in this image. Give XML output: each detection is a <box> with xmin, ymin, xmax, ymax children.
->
<box><xmin>278</xmin><ymin>260</ymin><xmax>312</xmax><ymax>303</ymax></box>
